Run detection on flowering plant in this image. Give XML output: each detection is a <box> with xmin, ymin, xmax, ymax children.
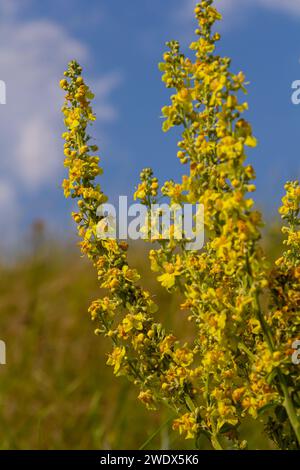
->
<box><xmin>61</xmin><ymin>0</ymin><xmax>299</xmax><ymax>449</ymax></box>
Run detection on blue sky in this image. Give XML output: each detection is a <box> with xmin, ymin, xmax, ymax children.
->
<box><xmin>0</xmin><ymin>0</ymin><xmax>299</xmax><ymax>247</ymax></box>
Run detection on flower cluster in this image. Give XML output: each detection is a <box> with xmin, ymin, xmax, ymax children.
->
<box><xmin>61</xmin><ymin>1</ymin><xmax>300</xmax><ymax>449</ymax></box>
<box><xmin>265</xmin><ymin>182</ymin><xmax>300</xmax><ymax>448</ymax></box>
<box><xmin>60</xmin><ymin>61</ymin><xmax>198</xmax><ymax>431</ymax></box>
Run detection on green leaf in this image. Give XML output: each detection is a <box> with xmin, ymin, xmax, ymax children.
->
<box><xmin>257</xmin><ymin>402</ymin><xmax>277</xmax><ymax>416</ymax></box>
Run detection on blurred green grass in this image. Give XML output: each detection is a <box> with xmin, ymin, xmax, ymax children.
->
<box><xmin>0</xmin><ymin>223</ymin><xmax>283</xmax><ymax>449</ymax></box>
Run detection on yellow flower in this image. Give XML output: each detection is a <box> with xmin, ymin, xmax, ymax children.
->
<box><xmin>138</xmin><ymin>390</ymin><xmax>156</xmax><ymax>409</ymax></box>
<box><xmin>173</xmin><ymin>413</ymin><xmax>198</xmax><ymax>439</ymax></box>
<box><xmin>122</xmin><ymin>313</ymin><xmax>145</xmax><ymax>333</ymax></box>
<box><xmin>159</xmin><ymin>335</ymin><xmax>176</xmax><ymax>355</ymax></box>
<box><xmin>122</xmin><ymin>265</ymin><xmax>140</xmax><ymax>283</ymax></box>
<box><xmin>174</xmin><ymin>347</ymin><xmax>194</xmax><ymax>367</ymax></box>
<box><xmin>106</xmin><ymin>346</ymin><xmax>126</xmax><ymax>375</ymax></box>
<box><xmin>59</xmin><ymin>79</ymin><xmax>68</xmax><ymax>89</ymax></box>
<box><xmin>157</xmin><ymin>272</ymin><xmax>176</xmax><ymax>289</ymax></box>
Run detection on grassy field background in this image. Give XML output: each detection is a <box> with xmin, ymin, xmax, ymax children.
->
<box><xmin>0</xmin><ymin>223</ymin><xmax>282</xmax><ymax>449</ymax></box>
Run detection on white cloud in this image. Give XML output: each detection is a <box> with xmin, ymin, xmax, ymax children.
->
<box><xmin>0</xmin><ymin>3</ymin><xmax>121</xmax><ymax>191</ymax></box>
<box><xmin>0</xmin><ymin>0</ymin><xmax>122</xmax><ymax>244</ymax></box>
<box><xmin>0</xmin><ymin>179</ymin><xmax>20</xmax><ymax>248</ymax></box>
<box><xmin>0</xmin><ymin>180</ymin><xmax>17</xmax><ymax>208</ymax></box>
<box><xmin>257</xmin><ymin>0</ymin><xmax>300</xmax><ymax>16</ymax></box>
<box><xmin>92</xmin><ymin>72</ymin><xmax>123</xmax><ymax>122</ymax></box>
<box><xmin>0</xmin><ymin>19</ymin><xmax>87</xmax><ymax>189</ymax></box>
<box><xmin>16</xmin><ymin>117</ymin><xmax>59</xmax><ymax>187</ymax></box>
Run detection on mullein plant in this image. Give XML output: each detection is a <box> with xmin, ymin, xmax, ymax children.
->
<box><xmin>60</xmin><ymin>0</ymin><xmax>299</xmax><ymax>450</ymax></box>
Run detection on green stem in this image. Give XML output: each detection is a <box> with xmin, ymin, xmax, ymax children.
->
<box><xmin>254</xmin><ymin>293</ymin><xmax>300</xmax><ymax>445</ymax></box>
<box><xmin>185</xmin><ymin>395</ymin><xmax>196</xmax><ymax>412</ymax></box>
<box><xmin>238</xmin><ymin>342</ymin><xmax>256</xmax><ymax>362</ymax></box>
<box><xmin>254</xmin><ymin>292</ymin><xmax>274</xmax><ymax>351</ymax></box>
<box><xmin>211</xmin><ymin>421</ymin><xmax>224</xmax><ymax>450</ymax></box>
<box><xmin>277</xmin><ymin>370</ymin><xmax>300</xmax><ymax>445</ymax></box>
<box><xmin>211</xmin><ymin>435</ymin><xmax>223</xmax><ymax>450</ymax></box>
<box><xmin>139</xmin><ymin>416</ymin><xmax>175</xmax><ymax>450</ymax></box>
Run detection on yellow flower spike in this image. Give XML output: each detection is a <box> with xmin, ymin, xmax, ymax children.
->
<box><xmin>59</xmin><ymin>79</ymin><xmax>68</xmax><ymax>89</ymax></box>
<box><xmin>107</xmin><ymin>346</ymin><xmax>126</xmax><ymax>375</ymax></box>
<box><xmin>173</xmin><ymin>413</ymin><xmax>198</xmax><ymax>440</ymax></box>
<box><xmin>79</xmin><ymin>145</ymin><xmax>89</xmax><ymax>154</ymax></box>
<box><xmin>61</xmin><ymin>1</ymin><xmax>300</xmax><ymax>450</ymax></box>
